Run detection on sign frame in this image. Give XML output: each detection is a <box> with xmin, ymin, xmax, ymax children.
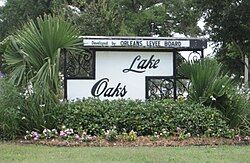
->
<box><xmin>64</xmin><ymin>36</ymin><xmax>207</xmax><ymax>100</ymax></box>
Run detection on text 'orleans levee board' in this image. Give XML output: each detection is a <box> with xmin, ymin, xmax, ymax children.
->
<box><xmin>66</xmin><ymin>36</ymin><xmax>207</xmax><ymax>100</ymax></box>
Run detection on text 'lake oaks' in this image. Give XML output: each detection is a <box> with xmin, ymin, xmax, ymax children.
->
<box><xmin>123</xmin><ymin>55</ymin><xmax>160</xmax><ymax>73</ymax></box>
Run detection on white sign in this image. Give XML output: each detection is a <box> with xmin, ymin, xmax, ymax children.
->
<box><xmin>83</xmin><ymin>39</ymin><xmax>190</xmax><ymax>48</ymax></box>
<box><xmin>67</xmin><ymin>51</ymin><xmax>173</xmax><ymax>100</ymax></box>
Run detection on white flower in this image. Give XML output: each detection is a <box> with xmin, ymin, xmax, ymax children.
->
<box><xmin>22</xmin><ymin>117</ymin><xmax>26</xmax><ymax>120</ymax></box>
<box><xmin>222</xmin><ymin>85</ymin><xmax>225</xmax><ymax>88</ymax></box>
<box><xmin>240</xmin><ymin>76</ymin><xmax>244</xmax><ymax>79</ymax></box>
<box><xmin>183</xmin><ymin>92</ymin><xmax>188</xmax><ymax>98</ymax></box>
<box><xmin>39</xmin><ymin>104</ymin><xmax>45</xmax><ymax>107</ymax></box>
<box><xmin>230</xmin><ymin>74</ymin><xmax>236</xmax><ymax>79</ymax></box>
<box><xmin>59</xmin><ymin>72</ymin><xmax>64</xmax><ymax>77</ymax></box>
<box><xmin>27</xmin><ymin>82</ymin><xmax>34</xmax><ymax>94</ymax></box>
<box><xmin>210</xmin><ymin>95</ymin><xmax>216</xmax><ymax>101</ymax></box>
<box><xmin>43</xmin><ymin>129</ymin><xmax>51</xmax><ymax>134</ymax></box>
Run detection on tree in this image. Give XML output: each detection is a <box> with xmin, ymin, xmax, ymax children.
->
<box><xmin>4</xmin><ymin>15</ymin><xmax>81</xmax><ymax>103</ymax></box>
<box><xmin>215</xmin><ymin>43</ymin><xmax>244</xmax><ymax>78</ymax></box>
<box><xmin>193</xmin><ymin>0</ymin><xmax>250</xmax><ymax>85</ymax></box>
<box><xmin>0</xmin><ymin>0</ymin><xmax>64</xmax><ymax>41</ymax></box>
<box><xmin>67</xmin><ymin>0</ymin><xmax>202</xmax><ymax>37</ymax></box>
<box><xmin>164</xmin><ymin>0</ymin><xmax>202</xmax><ymax>36</ymax></box>
<box><xmin>72</xmin><ymin>0</ymin><xmax>123</xmax><ymax>36</ymax></box>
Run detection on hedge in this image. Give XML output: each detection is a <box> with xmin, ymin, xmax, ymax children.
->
<box><xmin>56</xmin><ymin>98</ymin><xmax>234</xmax><ymax>138</ymax></box>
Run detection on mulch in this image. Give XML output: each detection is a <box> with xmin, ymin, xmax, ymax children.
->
<box><xmin>18</xmin><ymin>136</ymin><xmax>250</xmax><ymax>147</ymax></box>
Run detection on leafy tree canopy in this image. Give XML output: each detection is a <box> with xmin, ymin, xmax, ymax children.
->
<box><xmin>194</xmin><ymin>0</ymin><xmax>250</xmax><ymax>57</ymax></box>
<box><xmin>0</xmin><ymin>0</ymin><xmax>64</xmax><ymax>40</ymax></box>
<box><xmin>67</xmin><ymin>0</ymin><xmax>202</xmax><ymax>36</ymax></box>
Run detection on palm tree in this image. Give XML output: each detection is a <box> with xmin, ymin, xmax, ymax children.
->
<box><xmin>179</xmin><ymin>59</ymin><xmax>233</xmax><ymax>103</ymax></box>
<box><xmin>4</xmin><ymin>15</ymin><xmax>81</xmax><ymax>103</ymax></box>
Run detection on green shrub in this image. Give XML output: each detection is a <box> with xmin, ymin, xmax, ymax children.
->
<box><xmin>179</xmin><ymin>58</ymin><xmax>234</xmax><ymax>103</ymax></box>
<box><xmin>122</xmin><ymin>130</ymin><xmax>137</xmax><ymax>141</ymax></box>
<box><xmin>0</xmin><ymin>79</ymin><xmax>60</xmax><ymax>139</ymax></box>
<box><xmin>0</xmin><ymin>79</ymin><xmax>23</xmax><ymax>140</ymax></box>
<box><xmin>56</xmin><ymin>98</ymin><xmax>234</xmax><ymax>138</ymax></box>
<box><xmin>179</xmin><ymin>58</ymin><xmax>250</xmax><ymax>135</ymax></box>
<box><xmin>19</xmin><ymin>92</ymin><xmax>60</xmax><ymax>133</ymax></box>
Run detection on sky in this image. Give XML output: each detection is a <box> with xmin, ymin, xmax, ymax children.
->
<box><xmin>0</xmin><ymin>0</ymin><xmax>5</xmax><ymax>6</ymax></box>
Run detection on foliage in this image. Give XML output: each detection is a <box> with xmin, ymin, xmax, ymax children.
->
<box><xmin>179</xmin><ymin>58</ymin><xmax>234</xmax><ymax>103</ymax></box>
<box><xmin>4</xmin><ymin>15</ymin><xmax>81</xmax><ymax>103</ymax></box>
<box><xmin>19</xmin><ymin>93</ymin><xmax>61</xmax><ymax>133</ymax></box>
<box><xmin>0</xmin><ymin>0</ymin><xmax>203</xmax><ymax>39</ymax></box>
<box><xmin>56</xmin><ymin>98</ymin><xmax>234</xmax><ymax>138</ymax></box>
<box><xmin>193</xmin><ymin>0</ymin><xmax>250</xmax><ymax>78</ymax></box>
<box><xmin>66</xmin><ymin>0</ymin><xmax>202</xmax><ymax>37</ymax></box>
<box><xmin>25</xmin><ymin>127</ymin><xmax>97</xmax><ymax>142</ymax></box>
<box><xmin>215</xmin><ymin>43</ymin><xmax>244</xmax><ymax>78</ymax></box>
<box><xmin>164</xmin><ymin>0</ymin><xmax>202</xmax><ymax>36</ymax></box>
<box><xmin>194</xmin><ymin>0</ymin><xmax>250</xmax><ymax>57</ymax></box>
<box><xmin>0</xmin><ymin>78</ymin><xmax>23</xmax><ymax>140</ymax></box>
<box><xmin>0</xmin><ymin>36</ymin><xmax>12</xmax><ymax>73</ymax></box>
<box><xmin>123</xmin><ymin>3</ymin><xmax>166</xmax><ymax>36</ymax></box>
<box><xmin>0</xmin><ymin>0</ymin><xmax>63</xmax><ymax>41</ymax></box>
<box><xmin>122</xmin><ymin>130</ymin><xmax>137</xmax><ymax>141</ymax></box>
<box><xmin>0</xmin><ymin>78</ymin><xmax>63</xmax><ymax>140</ymax></box>
<box><xmin>72</xmin><ymin>0</ymin><xmax>123</xmax><ymax>36</ymax></box>
<box><xmin>104</xmin><ymin>127</ymin><xmax>118</xmax><ymax>142</ymax></box>
<box><xmin>179</xmin><ymin>58</ymin><xmax>250</xmax><ymax>134</ymax></box>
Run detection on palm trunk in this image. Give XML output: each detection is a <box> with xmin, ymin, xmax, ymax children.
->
<box><xmin>244</xmin><ymin>55</ymin><xmax>249</xmax><ymax>87</ymax></box>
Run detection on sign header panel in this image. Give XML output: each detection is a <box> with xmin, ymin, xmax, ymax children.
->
<box><xmin>81</xmin><ymin>36</ymin><xmax>207</xmax><ymax>49</ymax></box>
<box><xmin>83</xmin><ymin>39</ymin><xmax>190</xmax><ymax>48</ymax></box>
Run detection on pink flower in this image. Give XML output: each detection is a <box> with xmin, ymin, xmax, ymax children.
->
<box><xmin>60</xmin><ymin>131</ymin><xmax>67</xmax><ymax>138</ymax></box>
<box><xmin>34</xmin><ymin>136</ymin><xmax>39</xmax><ymax>141</ymax></box>
<box><xmin>75</xmin><ymin>134</ymin><xmax>80</xmax><ymax>140</ymax></box>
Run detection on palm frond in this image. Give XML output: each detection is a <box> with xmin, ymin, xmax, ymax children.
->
<box><xmin>4</xmin><ymin>15</ymin><xmax>81</xmax><ymax>102</ymax></box>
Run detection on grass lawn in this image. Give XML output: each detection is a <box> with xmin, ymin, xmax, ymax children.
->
<box><xmin>0</xmin><ymin>143</ymin><xmax>249</xmax><ymax>163</ymax></box>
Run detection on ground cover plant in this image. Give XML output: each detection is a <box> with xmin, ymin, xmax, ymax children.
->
<box><xmin>0</xmin><ymin>143</ymin><xmax>249</xmax><ymax>163</ymax></box>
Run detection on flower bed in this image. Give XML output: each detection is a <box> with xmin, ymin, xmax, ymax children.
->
<box><xmin>19</xmin><ymin>136</ymin><xmax>250</xmax><ymax>147</ymax></box>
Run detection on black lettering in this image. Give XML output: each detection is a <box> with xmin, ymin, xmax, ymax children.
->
<box><xmin>123</xmin><ymin>55</ymin><xmax>145</xmax><ymax>73</ymax></box>
<box><xmin>137</xmin><ymin>59</ymin><xmax>147</xmax><ymax>69</ymax></box>
<box><xmin>112</xmin><ymin>83</ymin><xmax>122</xmax><ymax>97</ymax></box>
<box><xmin>153</xmin><ymin>59</ymin><xmax>160</xmax><ymax>68</ymax></box>
<box><xmin>146</xmin><ymin>55</ymin><xmax>155</xmax><ymax>68</ymax></box>
<box><xmin>91</xmin><ymin>78</ymin><xmax>108</xmax><ymax>97</ymax></box>
<box><xmin>123</xmin><ymin>55</ymin><xmax>160</xmax><ymax>73</ymax></box>
<box><xmin>120</xmin><ymin>86</ymin><xmax>127</xmax><ymax>97</ymax></box>
<box><xmin>91</xmin><ymin>78</ymin><xmax>128</xmax><ymax>98</ymax></box>
<box><xmin>104</xmin><ymin>87</ymin><xmax>114</xmax><ymax>97</ymax></box>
